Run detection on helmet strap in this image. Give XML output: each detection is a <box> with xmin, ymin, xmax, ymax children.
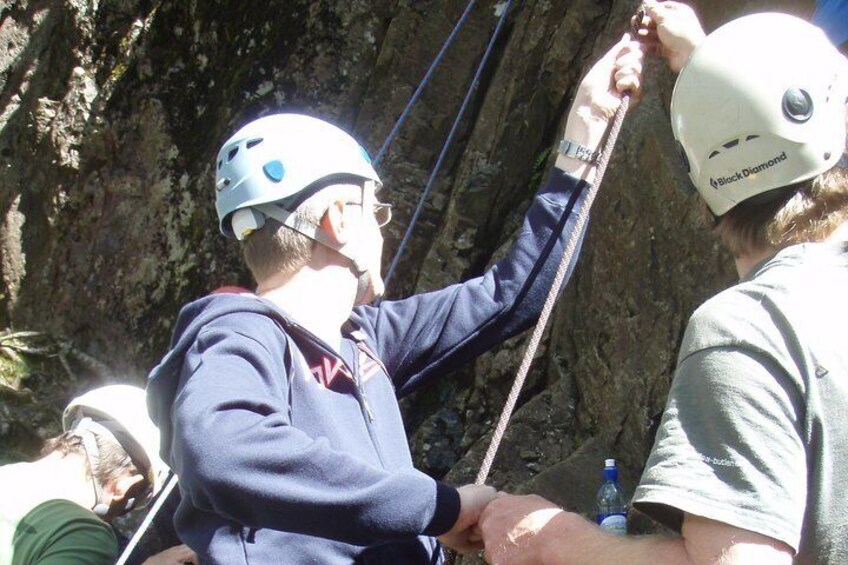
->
<box><xmin>72</xmin><ymin>418</ymin><xmax>111</xmax><ymax>517</ymax></box>
<box><xmin>256</xmin><ymin>181</ymin><xmax>381</xmax><ymax>303</ymax></box>
<box><xmin>255</xmin><ymin>203</ymin><xmax>369</xmax><ymax>274</ymax></box>
<box><xmin>71</xmin><ymin>417</ymin><xmax>145</xmax><ymax>517</ymax></box>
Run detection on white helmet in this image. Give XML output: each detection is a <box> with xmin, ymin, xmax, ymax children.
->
<box><xmin>215</xmin><ymin>113</ymin><xmax>382</xmax><ymax>238</ymax></box>
<box><xmin>63</xmin><ymin>384</ymin><xmax>168</xmax><ymax>506</ymax></box>
<box><xmin>671</xmin><ymin>13</ymin><xmax>848</xmax><ymax>216</ymax></box>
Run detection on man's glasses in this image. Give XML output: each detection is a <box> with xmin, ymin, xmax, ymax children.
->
<box><xmin>345</xmin><ymin>202</ymin><xmax>393</xmax><ymax>227</ymax></box>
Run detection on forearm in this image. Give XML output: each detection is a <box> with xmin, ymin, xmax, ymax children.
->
<box><xmin>554</xmin><ymin>109</ymin><xmax>610</xmax><ymax>183</ymax></box>
<box><xmin>361</xmin><ymin>170</ymin><xmax>589</xmax><ymax>394</ymax></box>
<box><xmin>541</xmin><ymin>512</ymin><xmax>692</xmax><ymax>565</ymax></box>
<box><xmin>555</xmin><ymin>33</ymin><xmax>643</xmax><ymax>182</ymax></box>
<box><xmin>538</xmin><ymin>511</ymin><xmax>793</xmax><ymax>565</ymax></box>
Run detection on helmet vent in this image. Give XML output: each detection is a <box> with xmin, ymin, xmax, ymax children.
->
<box><xmin>710</xmin><ymin>135</ymin><xmax>762</xmax><ymax>160</ymax></box>
<box><xmin>227</xmin><ymin>147</ymin><xmax>239</xmax><ymax>162</ymax></box>
<box><xmin>263</xmin><ymin>160</ymin><xmax>285</xmax><ymax>182</ymax></box>
<box><xmin>217</xmin><ymin>159</ymin><xmax>223</xmax><ymax>171</ymax></box>
<box><xmin>246</xmin><ymin>138</ymin><xmax>264</xmax><ymax>149</ymax></box>
<box><xmin>782</xmin><ymin>88</ymin><xmax>813</xmax><ymax>123</ymax></box>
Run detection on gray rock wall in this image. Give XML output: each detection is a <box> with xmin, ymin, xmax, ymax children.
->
<box><xmin>0</xmin><ymin>0</ymin><xmax>814</xmax><ymax>532</ymax></box>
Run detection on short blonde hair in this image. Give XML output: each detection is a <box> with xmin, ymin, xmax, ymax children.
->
<box><xmin>242</xmin><ymin>183</ymin><xmax>363</xmax><ymax>283</ymax></box>
<box><xmin>707</xmin><ymin>164</ymin><xmax>848</xmax><ymax>257</ymax></box>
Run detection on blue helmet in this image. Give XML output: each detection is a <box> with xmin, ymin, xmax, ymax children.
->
<box><xmin>214</xmin><ymin>113</ymin><xmax>382</xmax><ymax>238</ymax></box>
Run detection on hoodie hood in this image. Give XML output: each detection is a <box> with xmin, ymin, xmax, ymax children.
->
<box><xmin>146</xmin><ymin>292</ymin><xmax>294</xmax><ymax>463</ymax></box>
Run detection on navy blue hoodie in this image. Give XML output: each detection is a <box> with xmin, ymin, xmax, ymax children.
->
<box><xmin>147</xmin><ymin>170</ymin><xmax>588</xmax><ymax>564</ymax></box>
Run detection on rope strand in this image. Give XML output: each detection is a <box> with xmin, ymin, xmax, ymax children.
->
<box><xmin>382</xmin><ymin>0</ymin><xmax>514</xmax><ymax>293</ymax></box>
<box><xmin>475</xmin><ymin>95</ymin><xmax>630</xmax><ymax>485</ymax></box>
<box><xmin>374</xmin><ymin>0</ymin><xmax>478</xmax><ymax>166</ymax></box>
<box><xmin>445</xmin><ymin>95</ymin><xmax>631</xmax><ymax>565</ymax></box>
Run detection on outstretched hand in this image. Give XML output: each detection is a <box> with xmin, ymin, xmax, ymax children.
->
<box><xmin>557</xmin><ymin>33</ymin><xmax>645</xmax><ymax>179</ymax></box>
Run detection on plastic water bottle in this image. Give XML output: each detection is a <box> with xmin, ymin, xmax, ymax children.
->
<box><xmin>596</xmin><ymin>458</ymin><xmax>627</xmax><ymax>535</ymax></box>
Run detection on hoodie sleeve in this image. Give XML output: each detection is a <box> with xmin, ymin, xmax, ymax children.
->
<box><xmin>353</xmin><ymin>169</ymin><xmax>588</xmax><ymax>396</ymax></box>
<box><xmin>169</xmin><ymin>314</ymin><xmax>459</xmax><ymax>545</ymax></box>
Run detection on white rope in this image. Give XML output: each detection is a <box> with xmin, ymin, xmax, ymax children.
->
<box><xmin>115</xmin><ymin>472</ymin><xmax>179</xmax><ymax>565</ymax></box>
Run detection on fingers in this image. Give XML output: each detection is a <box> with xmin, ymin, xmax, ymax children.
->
<box><xmin>438</xmin><ymin>524</ymin><xmax>486</xmax><ymax>554</ymax></box>
<box><xmin>642</xmin><ymin>0</ymin><xmax>688</xmax><ymax>21</ymax></box>
<box><xmin>637</xmin><ymin>0</ymin><xmax>706</xmax><ymax>71</ymax></box>
<box><xmin>451</xmin><ymin>484</ymin><xmax>498</xmax><ymax>536</ymax></box>
<box><xmin>457</xmin><ymin>484</ymin><xmax>498</xmax><ymax>517</ymax></box>
<box><xmin>613</xmin><ymin>44</ymin><xmax>644</xmax><ymax>95</ymax></box>
<box><xmin>456</xmin><ymin>539</ymin><xmax>485</xmax><ymax>554</ymax></box>
<box><xmin>584</xmin><ymin>32</ymin><xmax>641</xmax><ymax>92</ymax></box>
<box><xmin>610</xmin><ymin>38</ymin><xmax>645</xmax><ymax>98</ymax></box>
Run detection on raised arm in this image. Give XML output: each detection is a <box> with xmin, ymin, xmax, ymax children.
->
<box><xmin>353</xmin><ymin>35</ymin><xmax>645</xmax><ymax>396</ymax></box>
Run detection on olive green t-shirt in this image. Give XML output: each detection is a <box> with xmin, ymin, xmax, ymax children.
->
<box><xmin>9</xmin><ymin>499</ymin><xmax>117</xmax><ymax>565</ymax></box>
<box><xmin>0</xmin><ymin>460</ymin><xmax>117</xmax><ymax>565</ymax></box>
<box><xmin>633</xmin><ymin>236</ymin><xmax>848</xmax><ymax>564</ymax></box>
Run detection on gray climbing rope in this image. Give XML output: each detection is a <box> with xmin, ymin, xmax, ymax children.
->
<box><xmin>445</xmin><ymin>94</ymin><xmax>632</xmax><ymax>565</ymax></box>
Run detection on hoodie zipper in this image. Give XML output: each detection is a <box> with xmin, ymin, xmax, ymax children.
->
<box><xmin>348</xmin><ymin>340</ymin><xmax>386</xmax><ymax>466</ymax></box>
<box><xmin>285</xmin><ymin>319</ymin><xmax>385</xmax><ymax>465</ymax></box>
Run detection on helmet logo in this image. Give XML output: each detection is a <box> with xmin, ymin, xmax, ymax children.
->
<box><xmin>709</xmin><ymin>150</ymin><xmax>788</xmax><ymax>189</ymax></box>
<box><xmin>263</xmin><ymin>160</ymin><xmax>285</xmax><ymax>182</ymax></box>
<box><xmin>782</xmin><ymin>88</ymin><xmax>813</xmax><ymax>123</ymax></box>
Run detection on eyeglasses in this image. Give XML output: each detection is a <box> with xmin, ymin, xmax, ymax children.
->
<box><xmin>345</xmin><ymin>201</ymin><xmax>393</xmax><ymax>227</ymax></box>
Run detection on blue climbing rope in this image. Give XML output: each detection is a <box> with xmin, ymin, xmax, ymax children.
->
<box><xmin>382</xmin><ymin>0</ymin><xmax>513</xmax><ymax>292</ymax></box>
<box><xmin>374</xmin><ymin>0</ymin><xmax>478</xmax><ymax>166</ymax></box>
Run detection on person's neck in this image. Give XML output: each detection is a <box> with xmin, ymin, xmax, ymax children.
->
<box><xmin>257</xmin><ymin>265</ymin><xmax>355</xmax><ymax>352</ymax></box>
<box><xmin>29</xmin><ymin>451</ymin><xmax>96</xmax><ymax>510</ymax></box>
<box><xmin>734</xmin><ymin>246</ymin><xmax>777</xmax><ymax>279</ymax></box>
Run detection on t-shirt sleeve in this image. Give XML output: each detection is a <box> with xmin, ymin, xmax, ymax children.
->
<box><xmin>632</xmin><ymin>345</ymin><xmax>808</xmax><ymax>552</ymax></box>
<box><xmin>14</xmin><ymin>500</ymin><xmax>118</xmax><ymax>565</ymax></box>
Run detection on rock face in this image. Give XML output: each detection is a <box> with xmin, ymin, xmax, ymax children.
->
<box><xmin>0</xmin><ymin>0</ymin><xmax>815</xmax><ymax>537</ymax></box>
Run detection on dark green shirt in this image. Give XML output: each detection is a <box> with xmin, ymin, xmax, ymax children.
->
<box><xmin>9</xmin><ymin>499</ymin><xmax>116</xmax><ymax>565</ymax></box>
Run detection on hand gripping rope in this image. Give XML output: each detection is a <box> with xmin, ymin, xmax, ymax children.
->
<box><xmin>471</xmin><ymin>0</ymin><xmax>650</xmax><ymax>490</ymax></box>
<box><xmin>444</xmin><ymin>93</ymin><xmax>632</xmax><ymax>564</ymax></box>
<box><xmin>117</xmin><ymin>4</ymin><xmax>638</xmax><ymax>563</ymax></box>
<box><xmin>114</xmin><ymin>5</ymin><xmax>503</xmax><ymax>560</ymax></box>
